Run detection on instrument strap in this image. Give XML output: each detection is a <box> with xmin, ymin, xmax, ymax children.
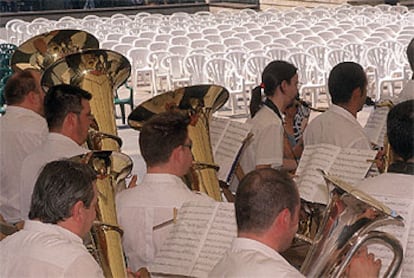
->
<box><xmin>263</xmin><ymin>98</ymin><xmax>300</xmax><ymax>166</ymax></box>
<box><xmin>264</xmin><ymin>98</ymin><xmax>283</xmax><ymax>121</ymax></box>
<box><xmin>388</xmin><ymin>161</ymin><xmax>414</xmax><ymax>175</ymax></box>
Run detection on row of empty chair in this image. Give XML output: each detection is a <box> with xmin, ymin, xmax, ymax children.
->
<box><xmin>3</xmin><ymin>4</ymin><xmax>413</xmax><ymax>114</ymax></box>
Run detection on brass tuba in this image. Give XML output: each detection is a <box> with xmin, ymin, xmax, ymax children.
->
<box><xmin>71</xmin><ymin>151</ymin><xmax>132</xmax><ymax>278</ymax></box>
<box><xmin>41</xmin><ymin>48</ymin><xmax>131</xmax><ymax>151</ymax></box>
<box><xmin>128</xmin><ymin>84</ymin><xmax>229</xmax><ymax>201</ymax></box>
<box><xmin>12</xmin><ymin>30</ymin><xmax>133</xmax><ymax>277</ymax></box>
<box><xmin>300</xmin><ymin>171</ymin><xmax>404</xmax><ymax>277</ymax></box>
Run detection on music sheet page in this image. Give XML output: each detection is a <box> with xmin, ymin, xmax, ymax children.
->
<box><xmin>367</xmin><ymin>194</ymin><xmax>414</xmax><ymax>278</ymax></box>
<box><xmin>149</xmin><ymin>201</ymin><xmax>236</xmax><ymax>277</ymax></box>
<box><xmin>295</xmin><ymin>144</ymin><xmax>341</xmax><ymax>204</ymax></box>
<box><xmin>329</xmin><ymin>148</ymin><xmax>377</xmax><ymax>185</ymax></box>
<box><xmin>210</xmin><ymin>117</ymin><xmax>252</xmax><ymax>182</ymax></box>
<box><xmin>296</xmin><ymin>145</ymin><xmax>376</xmax><ymax>204</ymax></box>
<box><xmin>364</xmin><ymin>106</ymin><xmax>389</xmax><ymax>146</ymax></box>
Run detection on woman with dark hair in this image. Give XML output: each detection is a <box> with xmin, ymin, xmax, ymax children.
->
<box><xmin>240</xmin><ymin>60</ymin><xmax>301</xmax><ymax>176</ymax></box>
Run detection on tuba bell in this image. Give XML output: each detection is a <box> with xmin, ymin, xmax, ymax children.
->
<box><xmin>300</xmin><ymin>171</ymin><xmax>404</xmax><ymax>277</ymax></box>
<box><xmin>41</xmin><ymin>48</ymin><xmax>131</xmax><ymax>151</ymax></box>
<box><xmin>10</xmin><ymin>29</ymin><xmax>99</xmax><ymax>72</ymax></box>
<box><xmin>128</xmin><ymin>84</ymin><xmax>229</xmax><ymax>201</ymax></box>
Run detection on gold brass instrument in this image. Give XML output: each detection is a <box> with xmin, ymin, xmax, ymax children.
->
<box><xmin>71</xmin><ymin>151</ymin><xmax>132</xmax><ymax>278</ymax></box>
<box><xmin>300</xmin><ymin>171</ymin><xmax>404</xmax><ymax>277</ymax></box>
<box><xmin>10</xmin><ymin>29</ymin><xmax>99</xmax><ymax>72</ymax></box>
<box><xmin>12</xmin><ymin>30</ymin><xmax>133</xmax><ymax>277</ymax></box>
<box><xmin>41</xmin><ymin>49</ymin><xmax>131</xmax><ymax>151</ymax></box>
<box><xmin>128</xmin><ymin>85</ymin><xmax>229</xmax><ymax>201</ymax></box>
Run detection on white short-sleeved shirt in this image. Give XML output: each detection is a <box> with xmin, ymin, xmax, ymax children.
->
<box><xmin>356</xmin><ymin>173</ymin><xmax>414</xmax><ymax>278</ymax></box>
<box><xmin>209</xmin><ymin>237</ymin><xmax>304</xmax><ymax>278</ymax></box>
<box><xmin>20</xmin><ymin>133</ymin><xmax>87</xmax><ymax>219</ymax></box>
<box><xmin>0</xmin><ymin>220</ymin><xmax>104</xmax><ymax>277</ymax></box>
<box><xmin>0</xmin><ymin>106</ymin><xmax>48</xmax><ymax>222</ymax></box>
<box><xmin>304</xmin><ymin>104</ymin><xmax>371</xmax><ymax>150</ymax></box>
<box><xmin>116</xmin><ymin>173</ymin><xmax>213</xmax><ymax>271</ymax></box>
<box><xmin>240</xmin><ymin>105</ymin><xmax>284</xmax><ymax>174</ymax></box>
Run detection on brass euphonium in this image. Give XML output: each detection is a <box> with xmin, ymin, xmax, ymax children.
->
<box><xmin>300</xmin><ymin>171</ymin><xmax>404</xmax><ymax>277</ymax></box>
<box><xmin>128</xmin><ymin>85</ymin><xmax>229</xmax><ymax>201</ymax></box>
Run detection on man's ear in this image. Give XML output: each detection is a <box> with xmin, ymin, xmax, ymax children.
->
<box><xmin>70</xmin><ymin>200</ymin><xmax>84</xmax><ymax>223</ymax></box>
<box><xmin>170</xmin><ymin>145</ymin><xmax>182</xmax><ymax>163</ymax></box>
<box><xmin>274</xmin><ymin>207</ymin><xmax>291</xmax><ymax>228</ymax></box>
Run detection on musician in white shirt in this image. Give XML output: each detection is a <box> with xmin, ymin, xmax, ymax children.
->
<box><xmin>0</xmin><ymin>69</ymin><xmax>48</xmax><ymax>223</ymax></box>
<box><xmin>210</xmin><ymin>168</ymin><xmax>381</xmax><ymax>277</ymax></box>
<box><xmin>304</xmin><ymin>62</ymin><xmax>371</xmax><ymax>150</ymax></box>
<box><xmin>356</xmin><ymin>100</ymin><xmax>414</xmax><ymax>277</ymax></box>
<box><xmin>0</xmin><ymin>160</ymin><xmax>104</xmax><ymax>277</ymax></box>
<box><xmin>240</xmin><ymin>61</ymin><xmax>300</xmax><ymax>175</ymax></box>
<box><xmin>20</xmin><ymin>84</ymin><xmax>92</xmax><ymax>219</ymax></box>
<box><xmin>116</xmin><ymin>111</ymin><xmax>212</xmax><ymax>271</ymax></box>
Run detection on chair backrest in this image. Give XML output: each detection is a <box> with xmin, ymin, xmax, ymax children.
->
<box><xmin>148</xmin><ymin>42</ymin><xmax>169</xmax><ymax>52</ymax></box>
<box><xmin>244</xmin><ymin>55</ymin><xmax>272</xmax><ymax>84</ymax></box>
<box><xmin>133</xmin><ymin>38</ymin><xmax>153</xmax><ymax>48</ymax></box>
<box><xmin>183</xmin><ymin>53</ymin><xmax>209</xmax><ymax>85</ymax></box>
<box><xmin>190</xmin><ymin>39</ymin><xmax>210</xmax><ymax>50</ymax></box>
<box><xmin>160</xmin><ymin>54</ymin><xmax>186</xmax><ymax>79</ymax></box>
<box><xmin>168</xmin><ymin>45</ymin><xmax>191</xmax><ymax>56</ymax></box>
<box><xmin>154</xmin><ymin>33</ymin><xmax>172</xmax><ymax>43</ymax></box>
<box><xmin>225</xmin><ymin>50</ymin><xmax>248</xmax><ymax>76</ymax></box>
<box><xmin>265</xmin><ymin>47</ymin><xmax>289</xmax><ymax>61</ymax></box>
<box><xmin>243</xmin><ymin>40</ymin><xmax>264</xmax><ymax>51</ymax></box>
<box><xmin>326</xmin><ymin>49</ymin><xmax>354</xmax><ymax>72</ymax></box>
<box><xmin>365</xmin><ymin>46</ymin><xmax>393</xmax><ymax>78</ymax></box>
<box><xmin>203</xmin><ymin>57</ymin><xmax>238</xmax><ymax>89</ymax></box>
<box><xmin>343</xmin><ymin>43</ymin><xmax>367</xmax><ymax>65</ymax></box>
<box><xmin>289</xmin><ymin>52</ymin><xmax>323</xmax><ymax>87</ymax></box>
<box><xmin>170</xmin><ymin>36</ymin><xmax>191</xmax><ymax>46</ymax></box>
<box><xmin>127</xmin><ymin>47</ymin><xmax>151</xmax><ymax>69</ymax></box>
<box><xmin>112</xmin><ymin>44</ymin><xmax>132</xmax><ymax>56</ymax></box>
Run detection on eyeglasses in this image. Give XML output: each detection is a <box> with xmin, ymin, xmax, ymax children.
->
<box><xmin>182</xmin><ymin>142</ymin><xmax>192</xmax><ymax>150</ymax></box>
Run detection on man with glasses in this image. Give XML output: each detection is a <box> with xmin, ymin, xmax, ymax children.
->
<box><xmin>19</xmin><ymin>84</ymin><xmax>92</xmax><ymax>220</ymax></box>
<box><xmin>0</xmin><ymin>69</ymin><xmax>48</xmax><ymax>223</ymax></box>
<box><xmin>116</xmin><ymin>111</ymin><xmax>212</xmax><ymax>272</ymax></box>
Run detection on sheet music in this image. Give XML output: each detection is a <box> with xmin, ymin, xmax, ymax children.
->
<box><xmin>210</xmin><ymin>117</ymin><xmax>252</xmax><ymax>182</ymax></box>
<box><xmin>296</xmin><ymin>145</ymin><xmax>376</xmax><ymax>204</ymax></box>
<box><xmin>367</xmin><ymin>194</ymin><xmax>414</xmax><ymax>278</ymax></box>
<box><xmin>149</xmin><ymin>201</ymin><xmax>236</xmax><ymax>278</ymax></box>
<box><xmin>329</xmin><ymin>148</ymin><xmax>377</xmax><ymax>185</ymax></box>
<box><xmin>295</xmin><ymin>144</ymin><xmax>341</xmax><ymax>204</ymax></box>
<box><xmin>364</xmin><ymin>107</ymin><xmax>389</xmax><ymax>146</ymax></box>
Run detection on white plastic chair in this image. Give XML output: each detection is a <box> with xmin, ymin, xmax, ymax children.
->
<box><xmin>127</xmin><ymin>47</ymin><xmax>155</xmax><ymax>93</ymax></box>
<box><xmin>170</xmin><ymin>36</ymin><xmax>191</xmax><ymax>46</ymax></box>
<box><xmin>160</xmin><ymin>54</ymin><xmax>190</xmax><ymax>91</ymax></box>
<box><xmin>133</xmin><ymin>38</ymin><xmax>152</xmax><ymax>48</ymax></box>
<box><xmin>168</xmin><ymin>45</ymin><xmax>191</xmax><ymax>56</ymax></box>
<box><xmin>244</xmin><ymin>54</ymin><xmax>272</xmax><ymax>94</ymax></box>
<box><xmin>183</xmin><ymin>53</ymin><xmax>209</xmax><ymax>85</ymax></box>
<box><xmin>148</xmin><ymin>50</ymin><xmax>170</xmax><ymax>95</ymax></box>
<box><xmin>288</xmin><ymin>52</ymin><xmax>326</xmax><ymax>107</ymax></box>
<box><xmin>204</xmin><ymin>57</ymin><xmax>248</xmax><ymax>115</ymax></box>
<box><xmin>148</xmin><ymin>42</ymin><xmax>169</xmax><ymax>52</ymax></box>
<box><xmin>365</xmin><ymin>46</ymin><xmax>405</xmax><ymax>100</ymax></box>
<box><xmin>265</xmin><ymin>47</ymin><xmax>289</xmax><ymax>61</ymax></box>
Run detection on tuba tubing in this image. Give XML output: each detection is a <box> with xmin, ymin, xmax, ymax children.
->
<box><xmin>300</xmin><ymin>172</ymin><xmax>405</xmax><ymax>277</ymax></box>
<box><xmin>334</xmin><ymin>231</ymin><xmax>403</xmax><ymax>278</ymax></box>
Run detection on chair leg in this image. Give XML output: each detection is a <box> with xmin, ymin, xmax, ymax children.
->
<box><xmin>120</xmin><ymin>104</ymin><xmax>126</xmax><ymax>125</ymax></box>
